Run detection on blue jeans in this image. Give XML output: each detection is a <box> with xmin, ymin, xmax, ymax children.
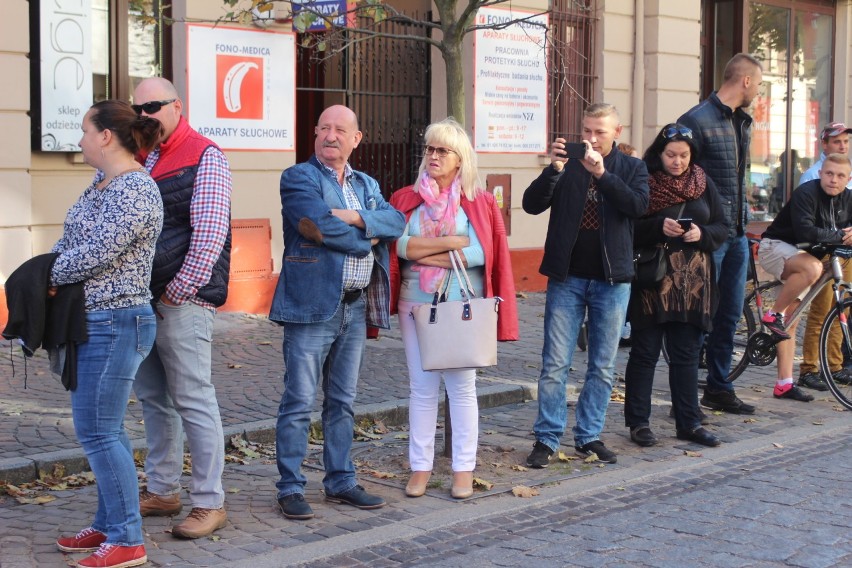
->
<box><xmin>134</xmin><ymin>301</ymin><xmax>225</xmax><ymax>509</ymax></box>
<box><xmin>72</xmin><ymin>305</ymin><xmax>156</xmax><ymax>546</ymax></box>
<box><xmin>705</xmin><ymin>235</ymin><xmax>748</xmax><ymax>392</ymax></box>
<box><xmin>275</xmin><ymin>298</ymin><xmax>366</xmax><ymax>498</ymax></box>
<box><xmin>534</xmin><ymin>277</ymin><xmax>630</xmax><ymax>449</ymax></box>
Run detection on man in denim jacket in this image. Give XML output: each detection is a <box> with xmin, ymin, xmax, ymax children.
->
<box><xmin>269</xmin><ymin>105</ymin><xmax>405</xmax><ymax>520</ymax></box>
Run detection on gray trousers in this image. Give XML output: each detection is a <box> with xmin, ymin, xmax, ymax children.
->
<box><xmin>134</xmin><ymin>300</ymin><xmax>225</xmax><ymax>509</ymax></box>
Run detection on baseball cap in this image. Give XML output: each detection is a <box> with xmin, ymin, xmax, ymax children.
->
<box><xmin>820</xmin><ymin>122</ymin><xmax>852</xmax><ymax>140</ymax></box>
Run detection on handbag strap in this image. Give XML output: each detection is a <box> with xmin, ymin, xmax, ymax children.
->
<box><xmin>449</xmin><ymin>250</ymin><xmax>477</xmax><ymax>299</ymax></box>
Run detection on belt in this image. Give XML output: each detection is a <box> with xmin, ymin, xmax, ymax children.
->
<box><xmin>342</xmin><ymin>288</ymin><xmax>365</xmax><ymax>304</ymax></box>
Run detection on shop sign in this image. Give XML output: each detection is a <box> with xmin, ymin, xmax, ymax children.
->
<box><xmin>39</xmin><ymin>0</ymin><xmax>93</xmax><ymax>152</ymax></box>
<box><xmin>291</xmin><ymin>1</ymin><xmax>354</xmax><ymax>32</ymax></box>
<box><xmin>186</xmin><ymin>24</ymin><xmax>296</xmax><ymax>151</ymax></box>
<box><xmin>474</xmin><ymin>7</ymin><xmax>548</xmax><ymax>154</ymax></box>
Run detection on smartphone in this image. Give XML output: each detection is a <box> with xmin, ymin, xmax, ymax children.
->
<box><xmin>564</xmin><ymin>142</ymin><xmax>587</xmax><ymax>160</ymax></box>
<box><xmin>677</xmin><ymin>218</ymin><xmax>693</xmax><ymax>232</ymax></box>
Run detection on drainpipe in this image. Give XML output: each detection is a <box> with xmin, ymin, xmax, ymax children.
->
<box><xmin>632</xmin><ymin>0</ymin><xmax>645</xmax><ymax>150</ymax></box>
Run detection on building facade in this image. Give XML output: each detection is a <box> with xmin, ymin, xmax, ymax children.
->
<box><xmin>1</xmin><ymin>0</ymin><xmax>851</xmax><ymax>322</ymax></box>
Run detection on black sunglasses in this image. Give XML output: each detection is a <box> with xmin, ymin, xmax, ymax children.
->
<box><xmin>662</xmin><ymin>125</ymin><xmax>693</xmax><ymax>139</ymax></box>
<box><xmin>131</xmin><ymin>98</ymin><xmax>176</xmax><ymax>115</ymax></box>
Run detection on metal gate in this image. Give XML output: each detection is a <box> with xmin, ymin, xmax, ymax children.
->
<box><xmin>295</xmin><ymin>14</ymin><xmax>431</xmax><ymax>197</ymax></box>
<box><xmin>549</xmin><ymin>0</ymin><xmax>597</xmax><ymax>141</ymax></box>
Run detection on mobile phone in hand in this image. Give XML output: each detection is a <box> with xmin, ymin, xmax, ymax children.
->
<box><xmin>564</xmin><ymin>142</ymin><xmax>587</xmax><ymax>160</ymax></box>
<box><xmin>677</xmin><ymin>218</ymin><xmax>693</xmax><ymax>232</ymax></box>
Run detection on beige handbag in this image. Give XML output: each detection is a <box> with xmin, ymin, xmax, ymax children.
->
<box><xmin>410</xmin><ymin>250</ymin><xmax>502</xmax><ymax>371</ymax></box>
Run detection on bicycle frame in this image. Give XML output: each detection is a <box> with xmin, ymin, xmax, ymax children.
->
<box><xmin>750</xmin><ymin>247</ymin><xmax>852</xmax><ymax>333</ymax></box>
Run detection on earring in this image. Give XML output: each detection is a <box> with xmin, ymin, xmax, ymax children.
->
<box><xmin>101</xmin><ymin>149</ymin><xmax>105</xmax><ymax>159</ymax></box>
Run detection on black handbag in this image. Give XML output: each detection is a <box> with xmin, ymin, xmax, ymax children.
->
<box><xmin>632</xmin><ymin>244</ymin><xmax>668</xmax><ymax>288</ymax></box>
<box><xmin>632</xmin><ymin>203</ymin><xmax>685</xmax><ymax>289</ymax></box>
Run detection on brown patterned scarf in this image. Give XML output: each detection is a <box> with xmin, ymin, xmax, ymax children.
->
<box><xmin>646</xmin><ymin>165</ymin><xmax>707</xmax><ymax>215</ymax></box>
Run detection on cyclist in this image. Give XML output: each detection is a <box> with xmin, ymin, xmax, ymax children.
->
<box><xmin>757</xmin><ymin>154</ymin><xmax>852</xmax><ymax>401</ymax></box>
<box><xmin>796</xmin><ymin>122</ymin><xmax>852</xmax><ymax>391</ymax></box>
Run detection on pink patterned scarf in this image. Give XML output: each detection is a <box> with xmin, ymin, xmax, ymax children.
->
<box><xmin>415</xmin><ymin>171</ymin><xmax>461</xmax><ymax>293</ymax></box>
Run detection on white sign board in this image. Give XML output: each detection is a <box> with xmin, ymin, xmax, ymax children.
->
<box><xmin>186</xmin><ymin>24</ymin><xmax>296</xmax><ymax>151</ymax></box>
<box><xmin>40</xmin><ymin>1</ymin><xmax>93</xmax><ymax>152</ymax></box>
<box><xmin>474</xmin><ymin>7</ymin><xmax>548</xmax><ymax>153</ymax></box>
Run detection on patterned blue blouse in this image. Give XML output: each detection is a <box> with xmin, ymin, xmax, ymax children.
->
<box><xmin>51</xmin><ymin>170</ymin><xmax>164</xmax><ymax>311</ymax></box>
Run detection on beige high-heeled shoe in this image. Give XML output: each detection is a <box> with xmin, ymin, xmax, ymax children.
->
<box><xmin>405</xmin><ymin>471</ymin><xmax>431</xmax><ymax>497</ymax></box>
<box><xmin>451</xmin><ymin>471</ymin><xmax>474</xmax><ymax>499</ymax></box>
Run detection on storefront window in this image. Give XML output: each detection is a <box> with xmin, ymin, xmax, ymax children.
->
<box><xmin>93</xmin><ymin>0</ymin><xmax>165</xmax><ymax>101</ymax></box>
<box><xmin>747</xmin><ymin>1</ymin><xmax>834</xmax><ymax>221</ymax></box>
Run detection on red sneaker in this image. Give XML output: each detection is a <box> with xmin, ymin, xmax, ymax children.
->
<box><xmin>76</xmin><ymin>543</ymin><xmax>147</xmax><ymax>568</ymax></box>
<box><xmin>56</xmin><ymin>527</ymin><xmax>107</xmax><ymax>552</ymax></box>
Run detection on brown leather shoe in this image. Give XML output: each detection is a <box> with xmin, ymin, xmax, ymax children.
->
<box><xmin>139</xmin><ymin>488</ymin><xmax>182</xmax><ymax>517</ymax></box>
<box><xmin>171</xmin><ymin>507</ymin><xmax>228</xmax><ymax>539</ymax></box>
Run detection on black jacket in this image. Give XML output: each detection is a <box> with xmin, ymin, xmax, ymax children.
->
<box><xmin>2</xmin><ymin>253</ymin><xmax>86</xmax><ymax>390</ymax></box>
<box><xmin>523</xmin><ymin>146</ymin><xmax>650</xmax><ymax>282</ymax></box>
<box><xmin>678</xmin><ymin>92</ymin><xmax>753</xmax><ymax>236</ymax></box>
<box><xmin>762</xmin><ymin>179</ymin><xmax>852</xmax><ymax>245</ymax></box>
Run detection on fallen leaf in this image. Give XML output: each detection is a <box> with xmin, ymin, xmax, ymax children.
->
<box><xmin>483</xmin><ymin>430</ymin><xmax>496</xmax><ymax>435</ymax></box>
<box><xmin>616</xmin><ymin>487</ymin><xmax>625</xmax><ymax>491</ymax></box>
<box><xmin>743</xmin><ymin>418</ymin><xmax>757</xmax><ymax>423</ymax></box>
<box><xmin>772</xmin><ymin>442</ymin><xmax>783</xmax><ymax>448</ymax></box>
<box><xmin>473</xmin><ymin>477</ymin><xmax>493</xmax><ymax>490</ymax></box>
<box><xmin>227</xmin><ymin>488</ymin><xmax>240</xmax><ymax>494</ymax></box>
<box><xmin>257</xmin><ymin>341</ymin><xmax>272</xmax><ymax>345</ymax></box>
<box><xmin>583</xmin><ymin>453</ymin><xmax>600</xmax><ymax>463</ymax></box>
<box><xmin>367</xmin><ymin>470</ymin><xmax>397</xmax><ymax>479</ymax></box>
<box><xmin>227</xmin><ymin>363</ymin><xmax>243</xmax><ymax>369</ymax></box>
<box><xmin>556</xmin><ymin>451</ymin><xmax>577</xmax><ymax>462</ymax></box>
<box><xmin>393</xmin><ymin>433</ymin><xmax>409</xmax><ymax>440</ymax></box>
<box><xmin>16</xmin><ymin>494</ymin><xmax>56</xmax><ymax>505</ymax></box>
<box><xmin>683</xmin><ymin>450</ymin><xmax>702</xmax><ymax>457</ymax></box>
<box><xmin>511</xmin><ymin>465</ymin><xmax>528</xmax><ymax>472</ymax></box>
<box><xmin>210</xmin><ymin>535</ymin><xmax>220</xmax><ymax>541</ymax></box>
<box><xmin>511</xmin><ymin>485</ymin><xmax>539</xmax><ymax>498</ymax></box>
<box><xmin>812</xmin><ymin>421</ymin><xmax>824</xmax><ymax>425</ymax></box>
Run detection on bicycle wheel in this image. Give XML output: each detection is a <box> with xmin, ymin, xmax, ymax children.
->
<box><xmin>818</xmin><ymin>298</ymin><xmax>852</xmax><ymax>410</ymax></box>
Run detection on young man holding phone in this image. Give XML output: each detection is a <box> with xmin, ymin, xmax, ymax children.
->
<box><xmin>523</xmin><ymin>103</ymin><xmax>649</xmax><ymax>467</ymax></box>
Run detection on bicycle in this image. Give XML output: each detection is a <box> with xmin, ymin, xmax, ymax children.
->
<box><xmin>660</xmin><ymin>238</ymin><xmax>852</xmax><ymax>410</ymax></box>
<box><xmin>740</xmin><ymin>240</ymin><xmax>852</xmax><ymax>410</ymax></box>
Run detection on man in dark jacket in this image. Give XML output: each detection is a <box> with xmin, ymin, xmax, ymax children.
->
<box><xmin>757</xmin><ymin>154</ymin><xmax>852</xmax><ymax>402</ymax></box>
<box><xmin>523</xmin><ymin>103</ymin><xmax>649</xmax><ymax>467</ymax></box>
<box><xmin>679</xmin><ymin>53</ymin><xmax>763</xmax><ymax>414</ymax></box>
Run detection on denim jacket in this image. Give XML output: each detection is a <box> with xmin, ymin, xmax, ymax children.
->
<box><xmin>269</xmin><ymin>155</ymin><xmax>405</xmax><ymax>327</ymax></box>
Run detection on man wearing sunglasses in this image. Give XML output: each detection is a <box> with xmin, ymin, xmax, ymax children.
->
<box><xmin>131</xmin><ymin>77</ymin><xmax>232</xmax><ymax>539</ymax></box>
<box><xmin>678</xmin><ymin>53</ymin><xmax>763</xmax><ymax>415</ymax></box>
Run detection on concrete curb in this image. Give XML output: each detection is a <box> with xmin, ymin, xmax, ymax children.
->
<box><xmin>0</xmin><ymin>382</ymin><xmax>533</xmax><ymax>485</ymax></box>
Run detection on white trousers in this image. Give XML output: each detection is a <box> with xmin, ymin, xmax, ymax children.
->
<box><xmin>398</xmin><ymin>300</ymin><xmax>479</xmax><ymax>472</ymax></box>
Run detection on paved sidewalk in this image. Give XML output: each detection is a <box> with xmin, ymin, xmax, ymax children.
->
<box><xmin>2</xmin><ymin>292</ymin><xmax>850</xmax><ymax>567</ymax></box>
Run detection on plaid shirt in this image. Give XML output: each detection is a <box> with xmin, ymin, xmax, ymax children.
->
<box><xmin>322</xmin><ymin>161</ymin><xmax>374</xmax><ymax>290</ymax></box>
<box><xmin>145</xmin><ymin>146</ymin><xmax>232</xmax><ymax>309</ymax></box>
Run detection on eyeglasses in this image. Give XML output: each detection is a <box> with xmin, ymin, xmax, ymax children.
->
<box><xmin>131</xmin><ymin>99</ymin><xmax>176</xmax><ymax>115</ymax></box>
<box><xmin>424</xmin><ymin>145</ymin><xmax>457</xmax><ymax>158</ymax></box>
<box><xmin>662</xmin><ymin>125</ymin><xmax>693</xmax><ymax>140</ymax></box>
